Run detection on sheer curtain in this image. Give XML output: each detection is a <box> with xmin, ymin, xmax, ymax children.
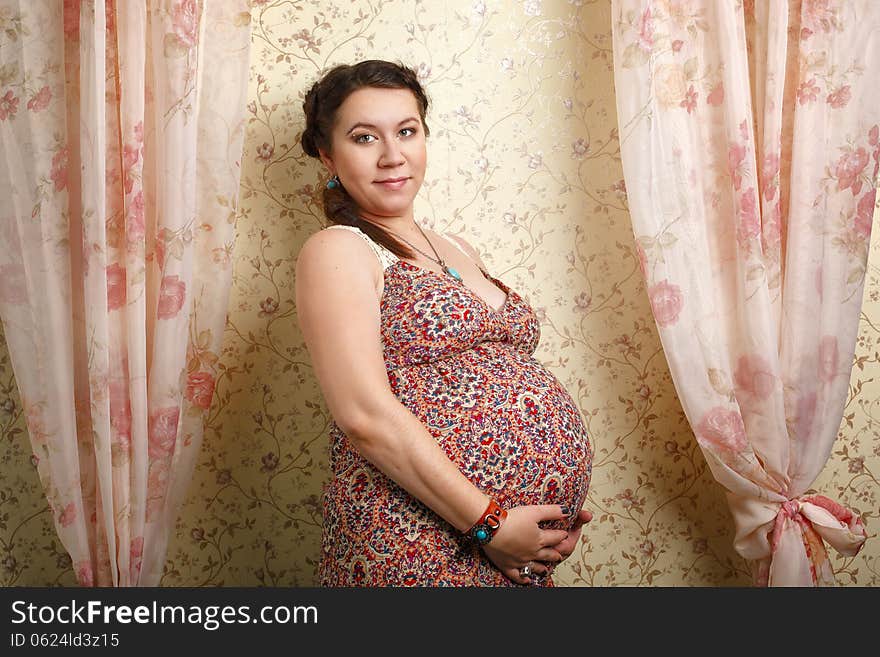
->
<box><xmin>612</xmin><ymin>0</ymin><xmax>876</xmax><ymax>585</ymax></box>
<box><xmin>0</xmin><ymin>0</ymin><xmax>251</xmax><ymax>585</ymax></box>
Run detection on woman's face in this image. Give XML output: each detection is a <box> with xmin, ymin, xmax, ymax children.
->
<box><xmin>320</xmin><ymin>86</ymin><xmax>427</xmax><ymax>222</ymax></box>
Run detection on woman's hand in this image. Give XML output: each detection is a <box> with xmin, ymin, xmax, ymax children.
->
<box><xmin>480</xmin><ymin>505</ymin><xmax>570</xmax><ymax>585</ymax></box>
<box><xmin>535</xmin><ymin>509</ymin><xmax>593</xmax><ymax>575</ymax></box>
<box><xmin>547</xmin><ymin>508</ymin><xmax>593</xmax><ymax>566</ymax></box>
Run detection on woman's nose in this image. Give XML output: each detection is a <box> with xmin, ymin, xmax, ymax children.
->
<box><xmin>379</xmin><ymin>139</ymin><xmax>405</xmax><ymax>166</ymax></box>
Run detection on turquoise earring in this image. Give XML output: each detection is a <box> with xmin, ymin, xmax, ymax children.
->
<box><xmin>326</xmin><ymin>175</ymin><xmax>340</xmax><ymax>190</ymax></box>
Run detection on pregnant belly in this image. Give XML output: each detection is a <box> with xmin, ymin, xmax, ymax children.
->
<box><xmin>388</xmin><ymin>343</ymin><xmax>593</xmax><ymax>523</ymax></box>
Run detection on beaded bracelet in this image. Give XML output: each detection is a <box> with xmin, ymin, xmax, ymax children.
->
<box><xmin>466</xmin><ymin>498</ymin><xmax>508</xmax><ymax>546</ymax></box>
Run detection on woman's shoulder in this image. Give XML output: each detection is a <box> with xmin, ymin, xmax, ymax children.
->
<box><xmin>300</xmin><ymin>224</ymin><xmax>366</xmax><ymax>253</ymax></box>
<box><xmin>296</xmin><ymin>225</ymin><xmax>383</xmax><ymax>281</ymax></box>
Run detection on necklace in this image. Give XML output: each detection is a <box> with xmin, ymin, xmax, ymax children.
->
<box><xmin>360</xmin><ymin>219</ymin><xmax>464</xmax><ymax>284</ymax></box>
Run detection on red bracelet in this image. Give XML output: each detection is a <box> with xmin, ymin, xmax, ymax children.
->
<box><xmin>466</xmin><ymin>498</ymin><xmax>508</xmax><ymax>545</ymax></box>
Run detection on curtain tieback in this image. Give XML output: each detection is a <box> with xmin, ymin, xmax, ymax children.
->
<box><xmin>766</xmin><ymin>494</ymin><xmax>867</xmax><ymax>585</ymax></box>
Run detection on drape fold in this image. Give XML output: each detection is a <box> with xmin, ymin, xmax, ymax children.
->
<box><xmin>0</xmin><ymin>0</ymin><xmax>252</xmax><ymax>586</ymax></box>
<box><xmin>612</xmin><ymin>0</ymin><xmax>877</xmax><ymax>585</ymax></box>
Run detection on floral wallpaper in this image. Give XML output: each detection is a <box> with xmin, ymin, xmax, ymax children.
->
<box><xmin>1</xmin><ymin>0</ymin><xmax>877</xmax><ymax>587</ymax></box>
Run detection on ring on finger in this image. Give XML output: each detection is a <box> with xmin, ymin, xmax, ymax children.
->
<box><xmin>519</xmin><ymin>562</ymin><xmax>533</xmax><ymax>578</ymax></box>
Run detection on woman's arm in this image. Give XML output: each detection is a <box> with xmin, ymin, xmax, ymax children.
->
<box><xmin>295</xmin><ymin>229</ymin><xmax>491</xmax><ymax>530</ymax></box>
<box><xmin>295</xmin><ymin>229</ymin><xmax>567</xmax><ymax>580</ymax></box>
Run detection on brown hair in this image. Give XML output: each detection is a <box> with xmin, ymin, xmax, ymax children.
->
<box><xmin>301</xmin><ymin>60</ymin><xmax>431</xmax><ymax>259</ymax></box>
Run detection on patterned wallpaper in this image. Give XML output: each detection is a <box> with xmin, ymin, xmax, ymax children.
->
<box><xmin>1</xmin><ymin>0</ymin><xmax>877</xmax><ymax>587</ymax></box>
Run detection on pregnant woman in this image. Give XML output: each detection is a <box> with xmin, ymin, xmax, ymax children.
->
<box><xmin>295</xmin><ymin>60</ymin><xmax>593</xmax><ymax>586</ymax></box>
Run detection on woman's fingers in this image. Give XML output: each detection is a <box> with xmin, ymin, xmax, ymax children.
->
<box><xmin>531</xmin><ymin>561</ymin><xmax>551</xmax><ymax>576</ymax></box>
<box><xmin>548</xmin><ymin>524</ymin><xmax>590</xmax><ymax>561</ymax></box>
<box><xmin>498</xmin><ymin>507</ymin><xmax>595</xmax><ymax>584</ymax></box>
<box><xmin>531</xmin><ymin>504</ymin><xmax>571</xmax><ymax>521</ymax></box>
<box><xmin>506</xmin><ymin>561</ymin><xmax>551</xmax><ymax>586</ymax></box>
<box><xmin>526</xmin><ymin>562</ymin><xmax>551</xmax><ymax>585</ymax></box>
<box><xmin>519</xmin><ymin>504</ymin><xmax>593</xmax><ymax>527</ymax></box>
<box><xmin>492</xmin><ymin>505</ymin><xmax>595</xmax><ymax>583</ymax></box>
<box><xmin>535</xmin><ymin>547</ymin><xmax>563</xmax><ymax>563</ymax></box>
<box><xmin>569</xmin><ymin>509</ymin><xmax>593</xmax><ymax>531</ymax></box>
<box><xmin>542</xmin><ymin>529</ymin><xmax>569</xmax><ymax>546</ymax></box>
<box><xmin>507</xmin><ymin>566</ymin><xmax>533</xmax><ymax>586</ymax></box>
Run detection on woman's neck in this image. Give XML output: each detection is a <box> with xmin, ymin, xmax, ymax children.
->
<box><xmin>357</xmin><ymin>212</ymin><xmax>421</xmax><ymax>239</ymax></box>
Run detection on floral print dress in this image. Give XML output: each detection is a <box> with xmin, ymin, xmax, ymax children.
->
<box><xmin>318</xmin><ymin>224</ymin><xmax>592</xmax><ymax>586</ymax></box>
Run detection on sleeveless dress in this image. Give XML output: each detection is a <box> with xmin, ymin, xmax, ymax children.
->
<box><xmin>318</xmin><ymin>224</ymin><xmax>593</xmax><ymax>586</ymax></box>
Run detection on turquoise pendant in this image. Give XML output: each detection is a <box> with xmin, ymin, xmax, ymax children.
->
<box><xmin>445</xmin><ymin>266</ymin><xmax>463</xmax><ymax>282</ymax></box>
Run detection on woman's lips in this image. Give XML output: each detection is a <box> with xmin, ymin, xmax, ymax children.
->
<box><xmin>375</xmin><ymin>177</ymin><xmax>409</xmax><ymax>191</ymax></box>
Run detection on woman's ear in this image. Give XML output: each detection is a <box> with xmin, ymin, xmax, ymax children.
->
<box><xmin>318</xmin><ymin>148</ymin><xmax>335</xmax><ymax>175</ymax></box>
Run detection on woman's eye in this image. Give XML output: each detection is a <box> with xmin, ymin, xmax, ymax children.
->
<box><xmin>353</xmin><ymin>128</ymin><xmax>416</xmax><ymax>143</ymax></box>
